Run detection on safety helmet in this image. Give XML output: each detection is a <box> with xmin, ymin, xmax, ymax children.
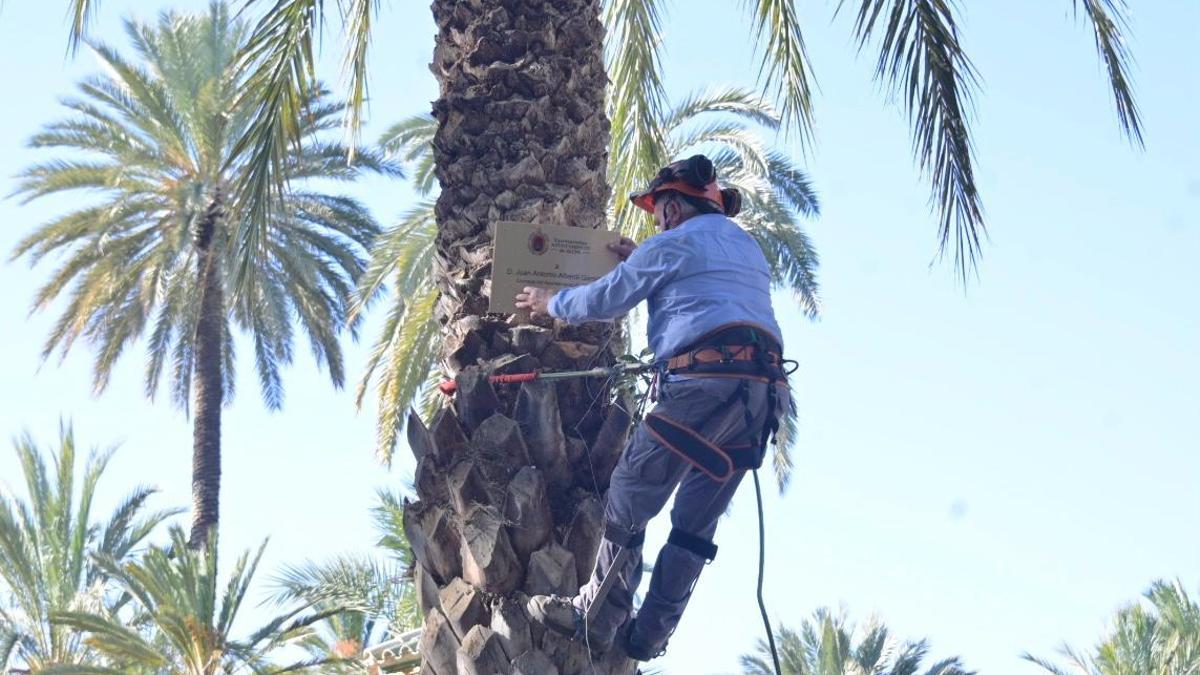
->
<box><xmin>629</xmin><ymin>154</ymin><xmax>740</xmax><ymax>216</ymax></box>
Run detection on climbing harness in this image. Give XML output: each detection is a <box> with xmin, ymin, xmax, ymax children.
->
<box><xmin>643</xmin><ymin>323</ymin><xmax>794</xmax><ymax>482</ymax></box>
<box><xmin>436</xmin><ymin>324</ymin><xmax>792</xmax><ymax>674</ymax></box>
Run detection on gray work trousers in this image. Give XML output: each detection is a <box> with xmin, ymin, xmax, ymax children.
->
<box><xmin>573</xmin><ymin>375</ymin><xmax>788</xmax><ymax>653</ymax></box>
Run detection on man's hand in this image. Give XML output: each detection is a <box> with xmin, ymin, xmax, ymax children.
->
<box><xmin>607</xmin><ymin>236</ymin><xmax>638</xmax><ymax>261</ymax></box>
<box><xmin>515</xmin><ymin>286</ymin><xmax>556</xmax><ymax>317</ymax></box>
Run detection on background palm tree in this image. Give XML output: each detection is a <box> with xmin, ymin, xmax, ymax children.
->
<box><xmin>12</xmin><ymin>2</ymin><xmax>399</xmax><ymax>546</ymax></box>
<box><xmin>0</xmin><ymin>423</ymin><xmax>178</xmax><ymax>672</ymax></box>
<box><xmin>45</xmin><ymin>526</ymin><xmax>338</xmax><ymax>674</ymax></box>
<box><xmin>357</xmin><ymin>88</ymin><xmax>818</xmax><ymax>489</ymax></box>
<box><xmin>1024</xmin><ymin>579</ymin><xmax>1200</xmax><ymax>675</ymax></box>
<box><xmin>270</xmin><ymin>490</ymin><xmax>423</xmax><ymax>673</ymax></box>
<box><xmin>740</xmin><ymin>608</ymin><xmax>974</xmax><ymax>675</ymax></box>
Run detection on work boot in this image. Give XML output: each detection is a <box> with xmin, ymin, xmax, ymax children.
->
<box><xmin>619</xmin><ymin>619</ymin><xmax>664</xmax><ymax>662</ymax></box>
<box><xmin>525</xmin><ymin>594</ymin><xmax>583</xmax><ymax>639</ymax></box>
<box><xmin>525</xmin><ymin>594</ymin><xmax>616</xmax><ymax>652</ymax></box>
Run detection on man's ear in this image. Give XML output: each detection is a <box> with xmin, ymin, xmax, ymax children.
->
<box><xmin>664</xmin><ymin>197</ymin><xmax>682</xmax><ymax>226</ymax></box>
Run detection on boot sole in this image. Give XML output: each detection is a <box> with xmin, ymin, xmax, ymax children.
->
<box><xmin>525</xmin><ymin>598</ymin><xmax>581</xmax><ymax>640</ymax></box>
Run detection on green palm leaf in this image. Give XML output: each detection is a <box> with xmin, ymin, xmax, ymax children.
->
<box><xmin>741</xmin><ymin>610</ymin><xmax>972</xmax><ymax>675</ymax></box>
<box><xmin>48</xmin><ymin>525</ymin><xmax>343</xmax><ymax>674</ymax></box>
<box><xmin>0</xmin><ymin>424</ymin><xmax>176</xmax><ymax>671</ymax></box>
<box><xmin>838</xmin><ymin>0</ymin><xmax>983</xmax><ymax>280</ymax></box>
<box><xmin>1072</xmin><ymin>0</ymin><xmax>1143</xmax><ymax>146</ymax></box>
<box><xmin>604</xmin><ymin>0</ymin><xmax>670</xmax><ymax>241</ymax></box>
<box><xmin>340</xmin><ymin>0</ymin><xmax>381</xmax><ymax>151</ymax></box>
<box><xmin>743</xmin><ymin>0</ymin><xmax>817</xmax><ymax>142</ymax></box>
<box><xmin>264</xmin><ymin>489</ymin><xmax>421</xmax><ymax>669</ymax></box>
<box><xmin>67</xmin><ymin>0</ymin><xmax>101</xmax><ymax>54</ymax></box>
<box><xmin>48</xmin><ymin>610</ymin><xmax>166</xmax><ymax>667</ymax></box>
<box><xmin>1026</xmin><ymin>579</ymin><xmax>1200</xmax><ymax>675</ymax></box>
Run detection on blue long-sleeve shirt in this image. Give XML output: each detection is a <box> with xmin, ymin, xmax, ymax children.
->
<box><xmin>548</xmin><ymin>213</ymin><xmax>783</xmax><ymax>358</ymax></box>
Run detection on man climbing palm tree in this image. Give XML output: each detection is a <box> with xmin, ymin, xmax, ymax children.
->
<box><xmin>517</xmin><ymin>154</ymin><xmax>790</xmax><ymax>662</ymax></box>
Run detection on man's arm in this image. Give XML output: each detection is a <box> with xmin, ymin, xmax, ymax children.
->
<box><xmin>515</xmin><ymin>238</ymin><xmax>678</xmax><ymax>323</ymax></box>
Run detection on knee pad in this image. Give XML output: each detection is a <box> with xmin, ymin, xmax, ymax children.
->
<box><xmin>668</xmin><ymin>528</ymin><xmax>717</xmax><ymax>562</ymax></box>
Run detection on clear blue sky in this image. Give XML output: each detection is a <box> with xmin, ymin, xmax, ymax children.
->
<box><xmin>1</xmin><ymin>1</ymin><xmax>1197</xmax><ymax>673</ymax></box>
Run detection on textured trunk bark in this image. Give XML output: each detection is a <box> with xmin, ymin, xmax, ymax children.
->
<box><xmin>411</xmin><ymin>1</ymin><xmax>636</xmax><ymax>673</ymax></box>
<box><xmin>189</xmin><ymin>195</ymin><xmax>225</xmax><ymax>548</ymax></box>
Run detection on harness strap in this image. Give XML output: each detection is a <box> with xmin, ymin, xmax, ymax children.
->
<box><xmin>668</xmin><ymin>528</ymin><xmax>718</xmax><ymax>562</ymax></box>
<box><xmin>757</xmin><ymin>342</ymin><xmax>781</xmax><ymax>452</ymax></box>
<box><xmin>739</xmin><ymin>380</ymin><xmax>756</xmax><ymax>451</ymax></box>
<box><xmin>665</xmin><ymin>345</ymin><xmax>781</xmax><ymax>371</ymax></box>
<box><xmin>644</xmin><ymin>413</ymin><xmax>768</xmax><ymax>482</ymax></box>
<box><xmin>645</xmin><ymin>413</ymin><xmax>735</xmax><ymax>482</ymax></box>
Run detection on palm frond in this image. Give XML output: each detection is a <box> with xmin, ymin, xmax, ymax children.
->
<box><xmin>349</xmin><ymin>199</ymin><xmax>435</xmax><ymax>324</ymax></box>
<box><xmin>739</xmin><ymin>610</ymin><xmax>971</xmax><ymax>674</ymax></box>
<box><xmin>0</xmin><ymin>626</ymin><xmax>19</xmax><ymax>670</ymax></box>
<box><xmin>0</xmin><ymin>425</ymin><xmax>172</xmax><ymax>670</ymax></box>
<box><xmin>61</xmin><ymin>524</ymin><xmax>344</xmax><ymax>673</ymax></box>
<box><xmin>67</xmin><ymin>0</ymin><xmax>102</xmax><ymax>54</ymax></box>
<box><xmin>1020</xmin><ymin>653</ymin><xmax>1075</xmax><ymax>675</ymax></box>
<box><xmin>40</xmin><ymin>664</ymin><xmax>128</xmax><ymax>674</ymax></box>
<box><xmin>369</xmin><ymin>490</ymin><xmax>408</xmax><ymax>559</ymax></box>
<box><xmin>339</xmin><ymin>0</ymin><xmax>380</xmax><ymax>151</ymax></box>
<box><xmin>663</xmin><ymin>88</ymin><xmax>780</xmax><ymax>134</ymax></box>
<box><xmin>351</xmin><ymin>198</ymin><xmax>440</xmax><ymax>465</ymax></box>
<box><xmin>416</xmin><ymin>369</ymin><xmax>446</xmax><ymax>429</ymax></box>
<box><xmin>1071</xmin><ymin>0</ymin><xmax>1143</xmax><ymax>146</ymax></box>
<box><xmin>743</xmin><ymin>0</ymin><xmax>817</xmax><ymax>142</ymax></box>
<box><xmin>86</xmin><ymin>42</ymin><xmax>193</xmax><ymax>168</ymax></box>
<box><xmin>672</xmin><ymin>123</ymin><xmax>773</xmax><ymax>177</ymax></box>
<box><xmin>768</xmin><ymin>393</ymin><xmax>799</xmax><ymax>492</ymax></box>
<box><xmin>228</xmin><ymin>0</ymin><xmax>321</xmax><ymax>292</ymax></box>
<box><xmin>378</xmin><ymin>114</ymin><xmax>437</xmax><ymax>195</ymax></box>
<box><xmin>1029</xmin><ymin>579</ymin><xmax>1200</xmax><ymax>675</ymax></box>
<box><xmin>742</xmin><ymin>213</ymin><xmax>820</xmax><ymax>316</ymax></box>
<box><xmin>378</xmin><ymin>114</ymin><xmax>436</xmax><ymax>162</ymax></box>
<box><xmin>764</xmin><ymin>152</ymin><xmax>819</xmax><ymax>217</ymax></box>
<box><xmin>840</xmin><ymin>0</ymin><xmax>983</xmax><ymax>281</ymax></box>
<box><xmin>50</xmin><ymin>610</ymin><xmax>167</xmax><ymax>667</ymax></box>
<box><xmin>270</xmin><ymin>554</ymin><xmax>416</xmax><ymax>640</ymax></box>
<box><xmin>605</xmin><ymin>0</ymin><xmax>670</xmax><ymax>240</ymax></box>
<box><xmin>364</xmin><ymin>285</ymin><xmax>439</xmax><ymax>465</ymax></box>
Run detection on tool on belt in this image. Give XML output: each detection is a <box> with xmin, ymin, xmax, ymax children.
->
<box><xmin>438</xmin><ymin>361</ymin><xmax>653</xmax><ymax>395</ymax></box>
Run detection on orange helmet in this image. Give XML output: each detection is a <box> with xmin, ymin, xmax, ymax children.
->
<box><xmin>629</xmin><ymin>155</ymin><xmax>727</xmax><ymax>214</ymax></box>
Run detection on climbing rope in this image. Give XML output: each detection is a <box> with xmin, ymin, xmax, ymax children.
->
<box><xmin>754</xmin><ymin>469</ymin><xmax>782</xmax><ymax>675</ymax></box>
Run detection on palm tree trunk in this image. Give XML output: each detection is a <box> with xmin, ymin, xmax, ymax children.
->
<box><xmin>408</xmin><ymin>1</ymin><xmax>635</xmax><ymax>673</ymax></box>
<box><xmin>189</xmin><ymin>195</ymin><xmax>225</xmax><ymax>548</ymax></box>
